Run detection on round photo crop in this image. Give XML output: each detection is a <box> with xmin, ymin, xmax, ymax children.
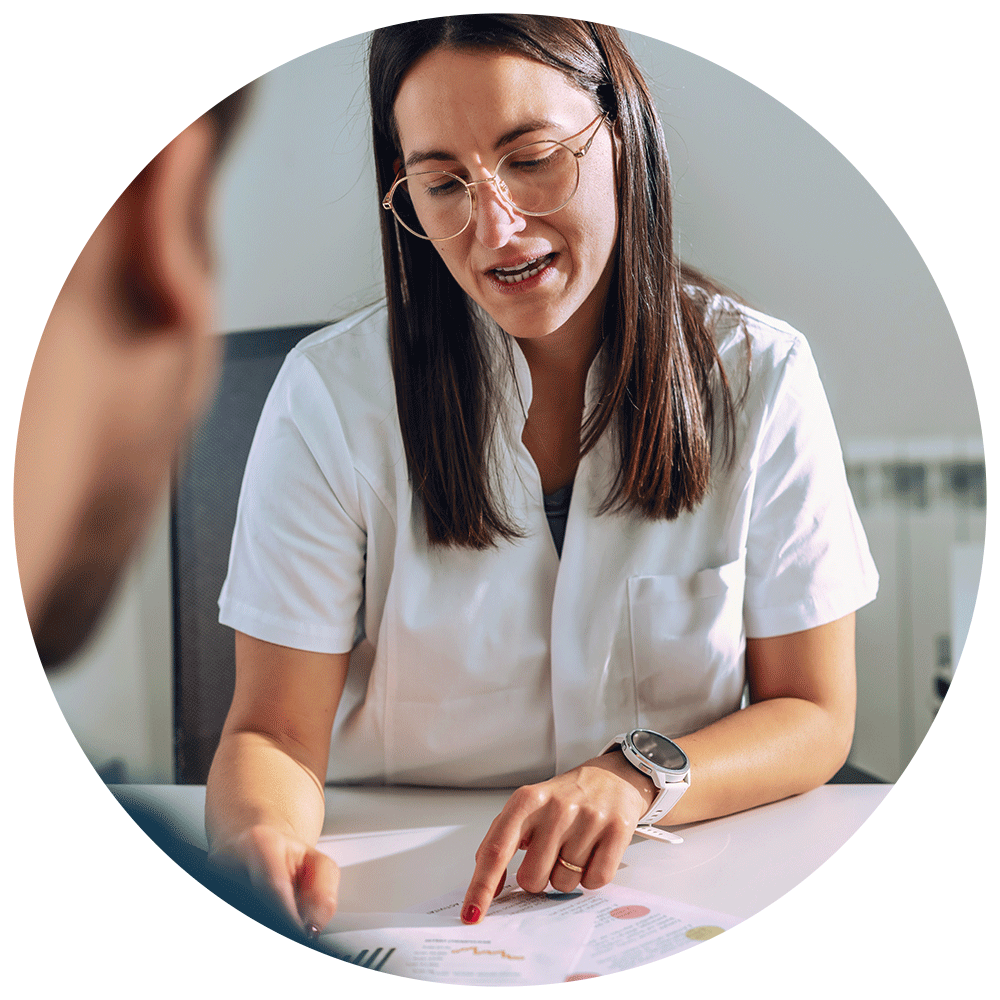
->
<box><xmin>9</xmin><ymin>7</ymin><xmax>992</xmax><ymax>997</ymax></box>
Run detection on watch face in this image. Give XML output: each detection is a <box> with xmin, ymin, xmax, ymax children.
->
<box><xmin>631</xmin><ymin>730</ymin><xmax>688</xmax><ymax>773</ymax></box>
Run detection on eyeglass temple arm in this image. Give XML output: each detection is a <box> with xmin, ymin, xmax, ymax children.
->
<box><xmin>382</xmin><ymin>168</ymin><xmax>405</xmax><ymax>210</ymax></box>
<box><xmin>574</xmin><ymin>113</ymin><xmax>609</xmax><ymax>159</ymax></box>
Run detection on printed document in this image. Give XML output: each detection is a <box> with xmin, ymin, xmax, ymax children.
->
<box><xmin>323</xmin><ymin>877</ymin><xmax>739</xmax><ymax>984</ymax></box>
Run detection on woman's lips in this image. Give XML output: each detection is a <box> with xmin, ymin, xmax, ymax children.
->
<box><xmin>487</xmin><ymin>252</ymin><xmax>556</xmax><ymax>288</ymax></box>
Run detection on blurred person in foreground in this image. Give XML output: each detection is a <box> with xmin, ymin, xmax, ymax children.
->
<box><xmin>16</xmin><ymin>91</ymin><xmax>245</xmax><ymax>668</ymax></box>
<box><xmin>12</xmin><ymin>85</ymin><xmax>330</xmax><ymax>951</ymax></box>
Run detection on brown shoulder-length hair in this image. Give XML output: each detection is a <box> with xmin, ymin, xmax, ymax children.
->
<box><xmin>369</xmin><ymin>16</ymin><xmax>743</xmax><ymax>548</ymax></box>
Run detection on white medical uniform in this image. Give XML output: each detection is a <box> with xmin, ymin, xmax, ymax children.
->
<box><xmin>219</xmin><ymin>295</ymin><xmax>878</xmax><ymax>787</ymax></box>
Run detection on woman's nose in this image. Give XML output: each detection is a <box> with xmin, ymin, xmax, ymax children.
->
<box><xmin>472</xmin><ymin>178</ymin><xmax>525</xmax><ymax>249</ymax></box>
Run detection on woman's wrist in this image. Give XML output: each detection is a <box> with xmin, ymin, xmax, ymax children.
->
<box><xmin>582</xmin><ymin>749</ymin><xmax>657</xmax><ymax>816</ymax></box>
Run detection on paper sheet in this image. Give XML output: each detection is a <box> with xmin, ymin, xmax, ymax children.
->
<box><xmin>323</xmin><ymin>877</ymin><xmax>740</xmax><ymax>984</ymax></box>
<box><xmin>324</xmin><ymin>913</ymin><xmax>595</xmax><ymax>986</ymax></box>
<box><xmin>408</xmin><ymin>880</ymin><xmax>740</xmax><ymax>978</ymax></box>
<box><xmin>316</xmin><ymin>825</ymin><xmax>461</xmax><ymax>867</ymax></box>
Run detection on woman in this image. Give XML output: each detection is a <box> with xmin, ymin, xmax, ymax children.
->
<box><xmin>207</xmin><ymin>15</ymin><xmax>877</xmax><ymax>937</ymax></box>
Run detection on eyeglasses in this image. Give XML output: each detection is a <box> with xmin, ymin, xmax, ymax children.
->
<box><xmin>382</xmin><ymin>113</ymin><xmax>608</xmax><ymax>242</ymax></box>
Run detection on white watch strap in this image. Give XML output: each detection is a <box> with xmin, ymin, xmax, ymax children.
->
<box><xmin>634</xmin><ymin>825</ymin><xmax>684</xmax><ymax>844</ymax></box>
<box><xmin>637</xmin><ymin>772</ymin><xmax>690</xmax><ymax>824</ymax></box>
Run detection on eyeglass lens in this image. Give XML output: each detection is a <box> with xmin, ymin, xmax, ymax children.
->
<box><xmin>392</xmin><ymin>139</ymin><xmax>580</xmax><ymax>240</ymax></box>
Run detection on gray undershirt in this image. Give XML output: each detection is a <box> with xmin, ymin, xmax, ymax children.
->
<box><xmin>543</xmin><ymin>482</ymin><xmax>573</xmax><ymax>557</ymax></box>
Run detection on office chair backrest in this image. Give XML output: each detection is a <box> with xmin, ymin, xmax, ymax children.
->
<box><xmin>171</xmin><ymin>322</ymin><xmax>326</xmax><ymax>783</ymax></box>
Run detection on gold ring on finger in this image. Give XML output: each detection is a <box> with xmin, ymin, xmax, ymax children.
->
<box><xmin>556</xmin><ymin>854</ymin><xmax>585</xmax><ymax>873</ymax></box>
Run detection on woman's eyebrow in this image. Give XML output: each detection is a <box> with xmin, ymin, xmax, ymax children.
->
<box><xmin>403</xmin><ymin>118</ymin><xmax>562</xmax><ymax>169</ymax></box>
<box><xmin>493</xmin><ymin>117</ymin><xmax>561</xmax><ymax>150</ymax></box>
<box><xmin>404</xmin><ymin>147</ymin><xmax>458</xmax><ymax>169</ymax></box>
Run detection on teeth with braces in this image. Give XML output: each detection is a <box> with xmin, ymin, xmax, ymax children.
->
<box><xmin>493</xmin><ymin>254</ymin><xmax>553</xmax><ymax>283</ymax></box>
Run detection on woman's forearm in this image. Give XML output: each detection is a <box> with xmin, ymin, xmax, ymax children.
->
<box><xmin>663</xmin><ymin>695</ymin><xmax>852</xmax><ymax>825</ymax></box>
<box><xmin>659</xmin><ymin>615</ymin><xmax>857</xmax><ymax>826</ymax></box>
<box><xmin>205</xmin><ymin>729</ymin><xmax>329</xmax><ymax>850</ymax></box>
<box><xmin>202</xmin><ymin>638</ymin><xmax>346</xmax><ymax>928</ymax></box>
<box><xmin>204</xmin><ymin>723</ymin><xmax>342</xmax><ymax>932</ymax></box>
<box><xmin>206</xmin><ymin>636</ymin><xmax>349</xmax><ymax>851</ymax></box>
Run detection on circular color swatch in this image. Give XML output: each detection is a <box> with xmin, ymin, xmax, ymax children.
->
<box><xmin>686</xmin><ymin>925</ymin><xmax>725</xmax><ymax>941</ymax></box>
<box><xmin>609</xmin><ymin>905</ymin><xmax>651</xmax><ymax>920</ymax></box>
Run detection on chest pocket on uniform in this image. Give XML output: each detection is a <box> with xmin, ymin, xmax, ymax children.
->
<box><xmin>626</xmin><ymin>558</ymin><xmax>746</xmax><ymax>734</ymax></box>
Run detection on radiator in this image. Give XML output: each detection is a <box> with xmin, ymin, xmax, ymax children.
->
<box><xmin>844</xmin><ymin>437</ymin><xmax>986</xmax><ymax>781</ymax></box>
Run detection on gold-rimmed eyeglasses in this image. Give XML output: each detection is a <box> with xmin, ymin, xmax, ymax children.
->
<box><xmin>382</xmin><ymin>113</ymin><xmax>608</xmax><ymax>242</ymax></box>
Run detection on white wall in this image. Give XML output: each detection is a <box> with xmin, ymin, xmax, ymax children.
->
<box><xmin>213</xmin><ymin>30</ymin><xmax>384</xmax><ymax>332</ymax></box>
<box><xmin>48</xmin><ymin>25</ymin><xmax>983</xmax><ymax>782</ymax></box>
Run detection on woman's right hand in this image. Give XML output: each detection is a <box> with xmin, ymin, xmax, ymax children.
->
<box><xmin>206</xmin><ymin>636</ymin><xmax>351</xmax><ymax>936</ymax></box>
<box><xmin>209</xmin><ymin>824</ymin><xmax>340</xmax><ymax>936</ymax></box>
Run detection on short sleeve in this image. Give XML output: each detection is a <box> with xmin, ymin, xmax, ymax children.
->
<box><xmin>743</xmin><ymin>335</ymin><xmax>878</xmax><ymax>637</ymax></box>
<box><xmin>218</xmin><ymin>350</ymin><xmax>367</xmax><ymax>653</ymax></box>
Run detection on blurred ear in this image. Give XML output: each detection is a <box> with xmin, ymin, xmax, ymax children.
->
<box><xmin>119</xmin><ymin>118</ymin><xmax>218</xmax><ymax>336</ymax></box>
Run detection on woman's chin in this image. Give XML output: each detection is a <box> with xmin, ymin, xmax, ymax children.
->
<box><xmin>475</xmin><ymin>284</ymin><xmax>579</xmax><ymax>342</ymax></box>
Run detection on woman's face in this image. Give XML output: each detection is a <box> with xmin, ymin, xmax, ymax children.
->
<box><xmin>392</xmin><ymin>47</ymin><xmax>618</xmax><ymax>351</ymax></box>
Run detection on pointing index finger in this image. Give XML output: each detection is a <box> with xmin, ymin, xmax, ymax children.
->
<box><xmin>461</xmin><ymin>808</ymin><xmax>528</xmax><ymax>924</ymax></box>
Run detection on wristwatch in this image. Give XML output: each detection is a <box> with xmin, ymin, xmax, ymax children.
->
<box><xmin>602</xmin><ymin>729</ymin><xmax>690</xmax><ymax>825</ymax></box>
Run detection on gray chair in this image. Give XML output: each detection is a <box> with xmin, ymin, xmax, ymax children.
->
<box><xmin>171</xmin><ymin>322</ymin><xmax>326</xmax><ymax>783</ymax></box>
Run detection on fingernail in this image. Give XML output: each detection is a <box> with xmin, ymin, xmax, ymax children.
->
<box><xmin>297</xmin><ymin>857</ymin><xmax>315</xmax><ymax>890</ymax></box>
<box><xmin>494</xmin><ymin>875</ymin><xmax>505</xmax><ymax>898</ymax></box>
<box><xmin>305</xmin><ymin>923</ymin><xmax>320</xmax><ymax>940</ymax></box>
<box><xmin>462</xmin><ymin>904</ymin><xmax>481</xmax><ymax>924</ymax></box>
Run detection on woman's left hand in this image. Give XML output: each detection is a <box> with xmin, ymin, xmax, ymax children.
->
<box><xmin>460</xmin><ymin>751</ymin><xmax>657</xmax><ymax>924</ymax></box>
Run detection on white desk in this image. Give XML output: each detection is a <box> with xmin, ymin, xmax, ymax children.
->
<box><xmin>111</xmin><ymin>782</ymin><xmax>890</xmax><ymax>924</ymax></box>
